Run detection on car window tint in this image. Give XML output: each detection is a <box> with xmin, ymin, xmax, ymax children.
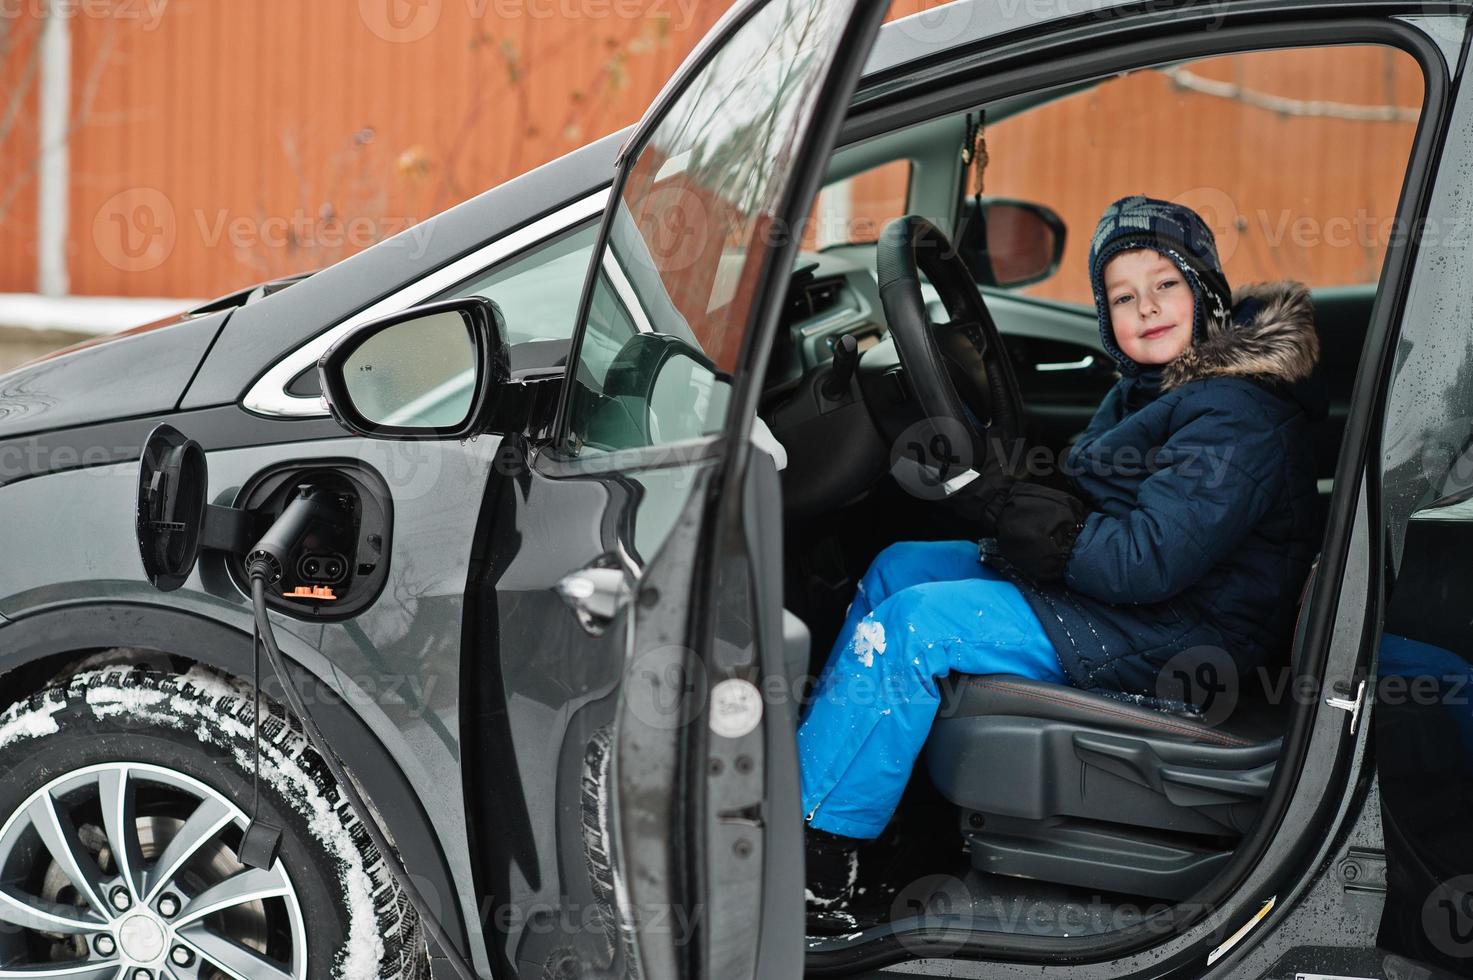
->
<box><xmin>437</xmin><ymin>220</ymin><xmax>599</xmax><ymax>348</ymax></box>
<box><xmin>982</xmin><ymin>44</ymin><xmax>1423</xmax><ymax>305</ymax></box>
<box><xmin>805</xmin><ymin>160</ymin><xmax>913</xmax><ymax>249</ymax></box>
<box><xmin>577</xmin><ymin>261</ymin><xmax>640</xmax><ymax>388</ymax></box>
<box><xmin>563</xmin><ymin>0</ymin><xmax>854</xmax><ymax>457</ymax></box>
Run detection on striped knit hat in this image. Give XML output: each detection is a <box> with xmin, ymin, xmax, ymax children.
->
<box><xmin>1087</xmin><ymin>194</ymin><xmax>1233</xmax><ymax>377</ymax></box>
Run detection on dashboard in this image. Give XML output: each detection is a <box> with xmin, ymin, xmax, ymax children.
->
<box><xmin>764</xmin><ymin>250</ymin><xmax>890</xmax><ymax>396</ymax></box>
<box><xmin>762</xmin><ymin>249</ymin><xmax>1115</xmax><ymax>401</ymax></box>
<box><xmin>759</xmin><ymin>247</ymin><xmax>1117</xmax><ymax>517</ymax></box>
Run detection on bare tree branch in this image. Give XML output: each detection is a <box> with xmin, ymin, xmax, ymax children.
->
<box><xmin>1161</xmin><ymin>65</ymin><xmax>1420</xmax><ymax>123</ymax></box>
<box><xmin>0</xmin><ymin>14</ymin><xmax>119</xmax><ymax>224</ymax></box>
<box><xmin>0</xmin><ymin>18</ymin><xmax>44</xmax><ymax>155</ymax></box>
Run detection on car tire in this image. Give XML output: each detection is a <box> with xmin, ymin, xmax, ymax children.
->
<box><xmin>0</xmin><ymin>664</ymin><xmax>428</xmax><ymax>980</ymax></box>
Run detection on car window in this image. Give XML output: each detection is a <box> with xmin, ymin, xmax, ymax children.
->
<box><xmin>981</xmin><ymin>44</ymin><xmax>1423</xmax><ymax>305</ymax></box>
<box><xmin>805</xmin><ymin>160</ymin><xmax>913</xmax><ymax>249</ymax></box>
<box><xmin>436</xmin><ymin>220</ymin><xmax>599</xmax><ymax>347</ymax></box>
<box><xmin>562</xmin><ymin>0</ymin><xmax>856</xmax><ymax>458</ymax></box>
<box><xmin>576</xmin><ymin>259</ymin><xmax>642</xmax><ymax>388</ymax></box>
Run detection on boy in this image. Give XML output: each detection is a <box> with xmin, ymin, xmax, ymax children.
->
<box><xmin>800</xmin><ymin>194</ymin><xmax>1325</xmax><ymax>923</ymax></box>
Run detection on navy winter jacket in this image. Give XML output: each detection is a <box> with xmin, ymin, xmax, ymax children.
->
<box><xmin>1005</xmin><ymin>280</ymin><xmax>1327</xmax><ymax>694</ymax></box>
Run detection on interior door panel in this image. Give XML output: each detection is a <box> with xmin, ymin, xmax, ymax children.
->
<box><xmin>975</xmin><ymin>285</ymin><xmax>1375</xmax><ymax>489</ymax></box>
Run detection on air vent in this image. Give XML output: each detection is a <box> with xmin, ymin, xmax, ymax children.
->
<box><xmin>787</xmin><ymin>276</ymin><xmax>849</xmax><ymax>323</ymax></box>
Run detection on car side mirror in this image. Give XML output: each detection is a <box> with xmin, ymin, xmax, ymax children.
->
<box><xmin>318</xmin><ymin>296</ymin><xmax>510</xmax><ymax>439</ymax></box>
<box><xmin>957</xmin><ymin>197</ymin><xmax>1067</xmax><ymax>289</ymax></box>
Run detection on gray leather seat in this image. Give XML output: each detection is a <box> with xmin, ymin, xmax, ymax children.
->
<box><xmin>923</xmin><ymin>562</ymin><xmax>1316</xmax><ymax>901</ymax></box>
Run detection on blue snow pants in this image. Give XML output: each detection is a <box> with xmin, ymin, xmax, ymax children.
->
<box><xmin>797</xmin><ymin>540</ymin><xmax>1066</xmax><ymax>839</ymax></box>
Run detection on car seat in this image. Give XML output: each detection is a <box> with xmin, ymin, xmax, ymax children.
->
<box><xmin>923</xmin><ymin>560</ymin><xmax>1319</xmax><ymax>901</ymax></box>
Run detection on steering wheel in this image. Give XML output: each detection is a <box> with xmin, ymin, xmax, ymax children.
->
<box><xmin>876</xmin><ymin>215</ymin><xmax>1026</xmax><ymax>492</ymax></box>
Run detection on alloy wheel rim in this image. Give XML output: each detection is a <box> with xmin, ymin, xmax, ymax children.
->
<box><xmin>0</xmin><ymin>762</ymin><xmax>307</xmax><ymax>979</ymax></box>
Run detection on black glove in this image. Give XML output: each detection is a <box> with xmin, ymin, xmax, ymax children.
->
<box><xmin>946</xmin><ymin>434</ymin><xmax>1019</xmax><ymax>536</ymax></box>
<box><xmin>994</xmin><ymin>482</ymin><xmax>1088</xmax><ymax>583</ymax></box>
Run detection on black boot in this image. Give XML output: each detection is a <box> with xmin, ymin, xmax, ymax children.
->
<box><xmin>804</xmin><ymin>825</ymin><xmax>863</xmax><ymax>935</ymax></box>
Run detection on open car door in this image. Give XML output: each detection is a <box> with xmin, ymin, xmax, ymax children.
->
<box><xmin>468</xmin><ymin>2</ymin><xmax>889</xmax><ymax>978</ymax></box>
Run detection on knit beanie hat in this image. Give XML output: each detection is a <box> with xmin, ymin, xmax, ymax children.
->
<box><xmin>1087</xmin><ymin>194</ymin><xmax>1234</xmax><ymax>378</ymax></box>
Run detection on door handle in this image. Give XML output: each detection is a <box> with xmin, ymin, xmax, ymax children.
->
<box><xmin>556</xmin><ymin>563</ymin><xmax>633</xmax><ymax>635</ymax></box>
<box><xmin>1036</xmin><ymin>354</ymin><xmax>1095</xmax><ymax>372</ymax></box>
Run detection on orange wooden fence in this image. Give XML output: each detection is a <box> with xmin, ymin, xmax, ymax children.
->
<box><xmin>0</xmin><ymin>1</ymin><xmax>1426</xmax><ymax>303</ymax></box>
<box><xmin>988</xmin><ymin>46</ymin><xmax>1423</xmax><ymax>304</ymax></box>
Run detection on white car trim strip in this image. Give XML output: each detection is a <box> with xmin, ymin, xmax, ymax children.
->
<box><xmin>242</xmin><ymin>188</ymin><xmax>611</xmax><ymax>418</ymax></box>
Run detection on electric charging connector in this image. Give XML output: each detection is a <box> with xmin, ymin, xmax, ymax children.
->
<box><xmin>240</xmin><ymin>492</ymin><xmax>477</xmax><ymax>980</ymax></box>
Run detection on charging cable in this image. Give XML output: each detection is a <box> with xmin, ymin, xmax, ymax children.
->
<box><xmin>242</xmin><ymin>489</ymin><xmax>480</xmax><ymax>980</ymax></box>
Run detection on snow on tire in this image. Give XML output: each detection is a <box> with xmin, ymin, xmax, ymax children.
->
<box><xmin>0</xmin><ymin>664</ymin><xmax>428</xmax><ymax>980</ymax></box>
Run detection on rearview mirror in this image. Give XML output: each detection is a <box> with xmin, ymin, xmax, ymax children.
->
<box><xmin>957</xmin><ymin>197</ymin><xmax>1067</xmax><ymax>289</ymax></box>
<box><xmin>318</xmin><ymin>296</ymin><xmax>509</xmax><ymax>439</ymax></box>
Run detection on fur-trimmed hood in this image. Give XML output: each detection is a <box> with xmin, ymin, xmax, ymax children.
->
<box><xmin>1161</xmin><ymin>280</ymin><xmax>1320</xmax><ymax>391</ymax></box>
<box><xmin>1024</xmin><ymin>278</ymin><xmax>1324</xmax><ymax>693</ymax></box>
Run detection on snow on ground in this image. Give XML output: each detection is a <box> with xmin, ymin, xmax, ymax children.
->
<box><xmin>0</xmin><ymin>293</ymin><xmax>201</xmax><ymax>336</ymax></box>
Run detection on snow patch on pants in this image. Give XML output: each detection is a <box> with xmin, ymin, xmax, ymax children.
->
<box><xmin>852</xmin><ymin>617</ymin><xmax>887</xmax><ymax>668</ymax></box>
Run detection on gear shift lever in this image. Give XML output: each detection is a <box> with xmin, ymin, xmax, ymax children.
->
<box><xmin>822</xmin><ymin>333</ymin><xmax>860</xmax><ymax>400</ymax></box>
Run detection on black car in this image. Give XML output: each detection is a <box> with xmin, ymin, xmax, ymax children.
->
<box><xmin>1</xmin><ymin>1</ymin><xmax>1472</xmax><ymax>978</ymax></box>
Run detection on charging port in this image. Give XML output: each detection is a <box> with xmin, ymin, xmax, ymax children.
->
<box><xmin>227</xmin><ymin>460</ymin><xmax>392</xmax><ymax>620</ymax></box>
<box><xmin>298</xmin><ymin>552</ymin><xmax>349</xmax><ymax>585</ymax></box>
